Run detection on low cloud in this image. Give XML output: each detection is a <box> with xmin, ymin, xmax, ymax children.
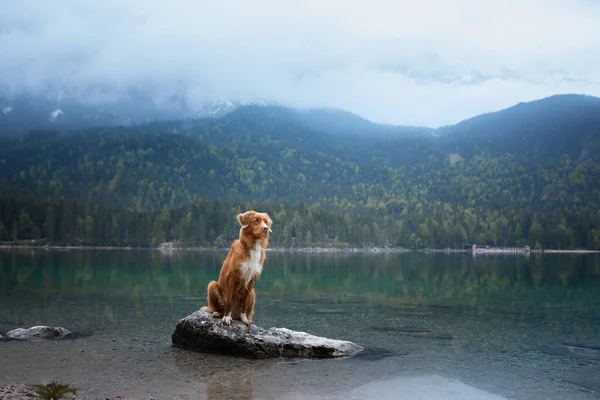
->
<box><xmin>1</xmin><ymin>0</ymin><xmax>599</xmax><ymax>126</ymax></box>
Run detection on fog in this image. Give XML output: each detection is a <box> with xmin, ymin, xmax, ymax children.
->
<box><xmin>1</xmin><ymin>0</ymin><xmax>599</xmax><ymax>126</ymax></box>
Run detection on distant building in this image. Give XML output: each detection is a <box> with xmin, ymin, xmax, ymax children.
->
<box><xmin>467</xmin><ymin>244</ymin><xmax>531</xmax><ymax>255</ymax></box>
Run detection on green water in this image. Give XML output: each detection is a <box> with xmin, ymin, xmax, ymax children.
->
<box><xmin>1</xmin><ymin>250</ymin><xmax>599</xmax><ymax>399</ymax></box>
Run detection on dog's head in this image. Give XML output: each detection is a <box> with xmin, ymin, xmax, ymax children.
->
<box><xmin>238</xmin><ymin>210</ymin><xmax>273</xmax><ymax>239</ymax></box>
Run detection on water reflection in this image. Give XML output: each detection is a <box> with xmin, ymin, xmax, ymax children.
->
<box><xmin>1</xmin><ymin>250</ymin><xmax>599</xmax><ymax>308</ymax></box>
<box><xmin>171</xmin><ymin>348</ymin><xmax>274</xmax><ymax>400</ymax></box>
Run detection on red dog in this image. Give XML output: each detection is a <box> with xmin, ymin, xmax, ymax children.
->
<box><xmin>201</xmin><ymin>210</ymin><xmax>273</xmax><ymax>326</ymax></box>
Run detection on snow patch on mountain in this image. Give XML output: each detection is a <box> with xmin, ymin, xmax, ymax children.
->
<box><xmin>196</xmin><ymin>100</ymin><xmax>237</xmax><ymax>118</ymax></box>
<box><xmin>193</xmin><ymin>99</ymin><xmax>270</xmax><ymax>119</ymax></box>
<box><xmin>49</xmin><ymin>109</ymin><xmax>64</xmax><ymax>121</ymax></box>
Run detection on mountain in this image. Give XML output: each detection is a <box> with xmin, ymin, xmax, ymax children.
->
<box><xmin>0</xmin><ymin>93</ymin><xmax>599</xmax><ymax>250</ymax></box>
<box><xmin>0</xmin><ymin>89</ymin><xmax>184</xmax><ymax>137</ymax></box>
<box><xmin>0</xmin><ymin>91</ymin><xmax>433</xmax><ymax>140</ymax></box>
<box><xmin>441</xmin><ymin>94</ymin><xmax>600</xmax><ymax>138</ymax></box>
<box><xmin>290</xmin><ymin>107</ymin><xmax>434</xmax><ymax>139</ymax></box>
<box><xmin>438</xmin><ymin>94</ymin><xmax>600</xmax><ymax>161</ymax></box>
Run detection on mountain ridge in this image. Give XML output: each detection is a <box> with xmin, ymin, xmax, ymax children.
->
<box><xmin>3</xmin><ymin>89</ymin><xmax>598</xmax><ymax>140</ymax></box>
<box><xmin>440</xmin><ymin>93</ymin><xmax>600</xmax><ymax>135</ymax></box>
<box><xmin>436</xmin><ymin>93</ymin><xmax>600</xmax><ymax>162</ymax></box>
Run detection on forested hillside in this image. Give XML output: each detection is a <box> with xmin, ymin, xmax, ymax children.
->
<box><xmin>1</xmin><ymin>94</ymin><xmax>599</xmax><ymax>249</ymax></box>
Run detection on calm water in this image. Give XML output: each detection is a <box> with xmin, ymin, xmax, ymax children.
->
<box><xmin>0</xmin><ymin>250</ymin><xmax>599</xmax><ymax>400</ymax></box>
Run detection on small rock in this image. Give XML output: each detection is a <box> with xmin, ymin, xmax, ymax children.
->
<box><xmin>172</xmin><ymin>310</ymin><xmax>363</xmax><ymax>359</ymax></box>
<box><xmin>5</xmin><ymin>326</ymin><xmax>72</xmax><ymax>340</ymax></box>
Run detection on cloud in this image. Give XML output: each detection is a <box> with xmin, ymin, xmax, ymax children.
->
<box><xmin>1</xmin><ymin>0</ymin><xmax>599</xmax><ymax>127</ymax></box>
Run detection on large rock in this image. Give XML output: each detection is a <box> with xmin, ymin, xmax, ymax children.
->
<box><xmin>2</xmin><ymin>325</ymin><xmax>72</xmax><ymax>340</ymax></box>
<box><xmin>171</xmin><ymin>310</ymin><xmax>363</xmax><ymax>359</ymax></box>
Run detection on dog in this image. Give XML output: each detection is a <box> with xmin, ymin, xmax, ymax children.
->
<box><xmin>201</xmin><ymin>210</ymin><xmax>273</xmax><ymax>326</ymax></box>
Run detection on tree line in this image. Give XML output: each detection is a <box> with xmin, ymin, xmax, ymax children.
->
<box><xmin>1</xmin><ymin>194</ymin><xmax>599</xmax><ymax>249</ymax></box>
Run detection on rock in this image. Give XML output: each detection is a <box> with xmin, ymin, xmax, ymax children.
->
<box><xmin>0</xmin><ymin>383</ymin><xmax>40</xmax><ymax>400</ymax></box>
<box><xmin>4</xmin><ymin>326</ymin><xmax>73</xmax><ymax>341</ymax></box>
<box><xmin>171</xmin><ymin>310</ymin><xmax>364</xmax><ymax>359</ymax></box>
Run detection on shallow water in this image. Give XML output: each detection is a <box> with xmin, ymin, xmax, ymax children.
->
<box><xmin>1</xmin><ymin>250</ymin><xmax>599</xmax><ymax>399</ymax></box>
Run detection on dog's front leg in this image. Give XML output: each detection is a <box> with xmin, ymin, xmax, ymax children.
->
<box><xmin>241</xmin><ymin>288</ymin><xmax>256</xmax><ymax>326</ymax></box>
<box><xmin>222</xmin><ymin>304</ymin><xmax>233</xmax><ymax>325</ymax></box>
<box><xmin>222</xmin><ymin>277</ymin><xmax>236</xmax><ymax>326</ymax></box>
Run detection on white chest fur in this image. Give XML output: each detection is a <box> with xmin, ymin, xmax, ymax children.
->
<box><xmin>240</xmin><ymin>242</ymin><xmax>263</xmax><ymax>287</ymax></box>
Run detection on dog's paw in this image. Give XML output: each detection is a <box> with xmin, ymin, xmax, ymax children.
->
<box><xmin>240</xmin><ymin>313</ymin><xmax>251</xmax><ymax>326</ymax></box>
<box><xmin>222</xmin><ymin>315</ymin><xmax>233</xmax><ymax>326</ymax></box>
<box><xmin>212</xmin><ymin>311</ymin><xmax>222</xmax><ymax>318</ymax></box>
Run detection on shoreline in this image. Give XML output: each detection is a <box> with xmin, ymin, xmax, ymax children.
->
<box><xmin>0</xmin><ymin>243</ymin><xmax>599</xmax><ymax>255</ymax></box>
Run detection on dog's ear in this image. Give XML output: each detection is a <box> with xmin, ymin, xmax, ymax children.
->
<box><xmin>265</xmin><ymin>213</ymin><xmax>273</xmax><ymax>232</ymax></box>
<box><xmin>238</xmin><ymin>211</ymin><xmax>252</xmax><ymax>229</ymax></box>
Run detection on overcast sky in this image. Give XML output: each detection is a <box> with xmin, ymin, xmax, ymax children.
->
<box><xmin>1</xmin><ymin>0</ymin><xmax>599</xmax><ymax>127</ymax></box>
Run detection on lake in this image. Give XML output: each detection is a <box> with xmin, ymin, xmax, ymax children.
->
<box><xmin>1</xmin><ymin>250</ymin><xmax>599</xmax><ymax>399</ymax></box>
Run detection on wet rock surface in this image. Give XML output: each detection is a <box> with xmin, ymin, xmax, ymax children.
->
<box><xmin>171</xmin><ymin>310</ymin><xmax>364</xmax><ymax>359</ymax></box>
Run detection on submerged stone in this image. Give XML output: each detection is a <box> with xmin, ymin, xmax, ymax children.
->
<box><xmin>542</xmin><ymin>344</ymin><xmax>600</xmax><ymax>360</ymax></box>
<box><xmin>371</xmin><ymin>325</ymin><xmax>431</xmax><ymax>333</ymax></box>
<box><xmin>371</xmin><ymin>325</ymin><xmax>453</xmax><ymax>340</ymax></box>
<box><xmin>352</xmin><ymin>346</ymin><xmax>406</xmax><ymax>361</ymax></box>
<box><xmin>171</xmin><ymin>310</ymin><xmax>364</xmax><ymax>359</ymax></box>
